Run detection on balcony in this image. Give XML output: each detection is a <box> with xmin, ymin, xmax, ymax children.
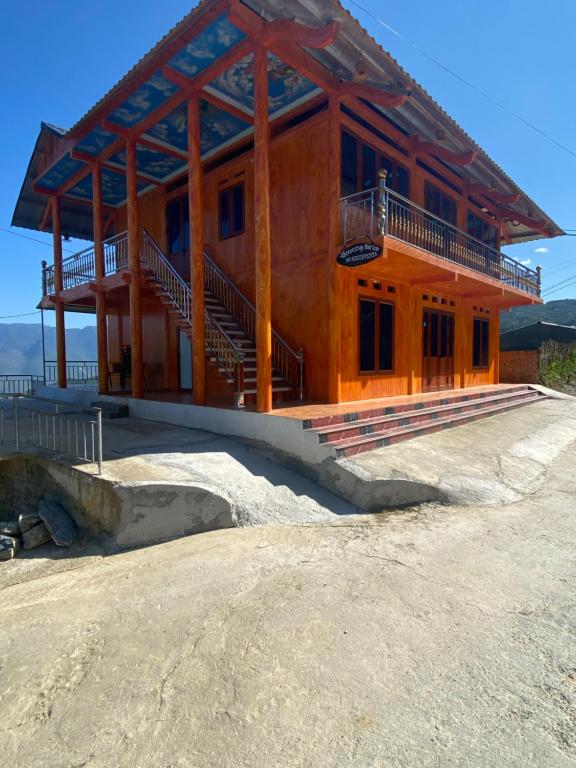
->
<box><xmin>340</xmin><ymin>187</ymin><xmax>541</xmax><ymax>297</ymax></box>
<box><xmin>43</xmin><ymin>232</ymin><xmax>128</xmax><ymax>295</ymax></box>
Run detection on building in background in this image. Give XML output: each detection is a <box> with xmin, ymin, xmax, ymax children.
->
<box><xmin>500</xmin><ymin>321</ymin><xmax>576</xmax><ymax>383</ymax></box>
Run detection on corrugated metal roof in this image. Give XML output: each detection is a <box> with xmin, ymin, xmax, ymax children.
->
<box><xmin>500</xmin><ymin>321</ymin><xmax>576</xmax><ymax>351</ymax></box>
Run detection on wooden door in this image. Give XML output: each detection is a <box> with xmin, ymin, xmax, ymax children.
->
<box><xmin>422</xmin><ymin>309</ymin><xmax>455</xmax><ymax>392</ymax></box>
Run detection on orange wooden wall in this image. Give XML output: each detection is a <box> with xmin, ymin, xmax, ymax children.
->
<box><xmin>107</xmin><ymin>106</ymin><xmax>508</xmax><ymax>402</ymax></box>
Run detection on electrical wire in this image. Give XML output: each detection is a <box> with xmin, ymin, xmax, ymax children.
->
<box><xmin>0</xmin><ymin>227</ymin><xmax>76</xmax><ymax>254</ymax></box>
<box><xmin>0</xmin><ymin>311</ymin><xmax>41</xmax><ymax>319</ymax></box>
<box><xmin>346</xmin><ymin>0</ymin><xmax>576</xmax><ymax>160</ymax></box>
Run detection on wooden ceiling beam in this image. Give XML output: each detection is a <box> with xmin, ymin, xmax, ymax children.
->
<box><xmin>411</xmin><ymin>135</ymin><xmax>477</xmax><ymax>166</ymax></box>
<box><xmin>467</xmin><ymin>183</ymin><xmax>520</xmax><ymax>206</ymax></box>
<box><xmin>410</xmin><ymin>272</ymin><xmax>458</xmax><ymax>286</ymax></box>
<box><xmin>336</xmin><ymin>81</ymin><xmax>408</xmax><ymax>108</ymax></box>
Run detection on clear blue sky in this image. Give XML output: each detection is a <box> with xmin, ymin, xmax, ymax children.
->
<box><xmin>1</xmin><ymin>0</ymin><xmax>575</xmax><ymax>328</ymax></box>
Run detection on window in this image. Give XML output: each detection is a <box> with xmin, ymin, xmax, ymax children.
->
<box><xmin>341</xmin><ymin>130</ymin><xmax>410</xmax><ymax>198</ymax></box>
<box><xmin>166</xmin><ymin>196</ymin><xmax>189</xmax><ymax>255</ymax></box>
<box><xmin>424</xmin><ymin>182</ymin><xmax>457</xmax><ymax>226</ymax></box>
<box><xmin>473</xmin><ymin>317</ymin><xmax>489</xmax><ymax>368</ymax></box>
<box><xmin>359</xmin><ymin>298</ymin><xmax>394</xmax><ymax>373</ymax></box>
<box><xmin>467</xmin><ymin>211</ymin><xmax>498</xmax><ymax>249</ymax></box>
<box><xmin>219</xmin><ymin>182</ymin><xmax>244</xmax><ymax>240</ymax></box>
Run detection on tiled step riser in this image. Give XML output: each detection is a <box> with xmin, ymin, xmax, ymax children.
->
<box><xmin>305</xmin><ymin>386</ymin><xmax>533</xmax><ymax>430</ymax></box>
<box><xmin>335</xmin><ymin>398</ymin><xmax>542</xmax><ymax>457</ymax></box>
<box><xmin>319</xmin><ymin>392</ymin><xmax>539</xmax><ymax>444</ymax></box>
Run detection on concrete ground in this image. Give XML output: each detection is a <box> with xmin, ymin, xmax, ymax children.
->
<box><xmin>2</xmin><ymin>423</ymin><xmax>576</xmax><ymax>766</ymax></box>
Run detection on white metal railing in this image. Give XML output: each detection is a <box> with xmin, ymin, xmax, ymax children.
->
<box><xmin>340</xmin><ymin>184</ymin><xmax>541</xmax><ymax>297</ymax></box>
<box><xmin>0</xmin><ymin>375</ymin><xmax>43</xmax><ymax>395</ymax></box>
<box><xmin>141</xmin><ymin>230</ymin><xmax>247</xmax><ymax>406</ymax></box>
<box><xmin>204</xmin><ymin>253</ymin><xmax>304</xmax><ymax>399</ymax></box>
<box><xmin>44</xmin><ymin>360</ymin><xmax>98</xmax><ymax>387</ymax></box>
<box><xmin>0</xmin><ymin>395</ymin><xmax>103</xmax><ymax>475</ymax></box>
<box><xmin>43</xmin><ymin>231</ymin><xmax>128</xmax><ymax>295</ymax></box>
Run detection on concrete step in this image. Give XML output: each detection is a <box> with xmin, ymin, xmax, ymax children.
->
<box><xmin>316</xmin><ymin>389</ymin><xmax>541</xmax><ymax>445</ymax></box>
<box><xmin>332</xmin><ymin>393</ymin><xmax>544</xmax><ymax>457</ymax></box>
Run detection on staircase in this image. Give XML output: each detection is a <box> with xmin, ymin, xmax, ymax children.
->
<box><xmin>140</xmin><ymin>230</ymin><xmax>303</xmax><ymax>405</ymax></box>
<box><xmin>303</xmin><ymin>385</ymin><xmax>547</xmax><ymax>457</ymax></box>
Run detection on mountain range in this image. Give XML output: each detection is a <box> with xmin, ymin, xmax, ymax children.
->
<box><xmin>0</xmin><ymin>323</ymin><xmax>96</xmax><ymax>375</ymax></box>
<box><xmin>0</xmin><ymin>300</ymin><xmax>574</xmax><ymax>375</ymax></box>
<box><xmin>499</xmin><ymin>299</ymin><xmax>576</xmax><ymax>333</ymax></box>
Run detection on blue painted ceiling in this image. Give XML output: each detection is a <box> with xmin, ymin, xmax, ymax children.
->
<box><xmin>36</xmin><ymin>13</ymin><xmax>323</xmax><ymax>206</ymax></box>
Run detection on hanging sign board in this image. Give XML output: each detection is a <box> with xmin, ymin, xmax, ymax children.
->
<box><xmin>337</xmin><ymin>241</ymin><xmax>382</xmax><ymax>267</ymax></box>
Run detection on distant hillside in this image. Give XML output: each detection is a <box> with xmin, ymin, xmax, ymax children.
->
<box><xmin>0</xmin><ymin>323</ymin><xmax>96</xmax><ymax>375</ymax></box>
<box><xmin>500</xmin><ymin>299</ymin><xmax>576</xmax><ymax>333</ymax></box>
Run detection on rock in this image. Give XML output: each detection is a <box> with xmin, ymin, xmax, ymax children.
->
<box><xmin>0</xmin><ymin>534</ymin><xmax>16</xmax><ymax>561</ymax></box>
<box><xmin>38</xmin><ymin>500</ymin><xmax>77</xmax><ymax>547</ymax></box>
<box><xmin>0</xmin><ymin>521</ymin><xmax>20</xmax><ymax>537</ymax></box>
<box><xmin>19</xmin><ymin>513</ymin><xmax>42</xmax><ymax>534</ymax></box>
<box><xmin>22</xmin><ymin>523</ymin><xmax>52</xmax><ymax>551</ymax></box>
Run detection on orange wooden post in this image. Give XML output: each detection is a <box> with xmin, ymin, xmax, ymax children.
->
<box><xmin>327</xmin><ymin>93</ymin><xmax>341</xmax><ymax>403</ymax></box>
<box><xmin>93</xmin><ymin>163</ymin><xmax>109</xmax><ymax>394</ymax></box>
<box><xmin>254</xmin><ymin>45</ymin><xmax>272</xmax><ymax>413</ymax></box>
<box><xmin>126</xmin><ymin>139</ymin><xmax>144</xmax><ymax>398</ymax></box>
<box><xmin>188</xmin><ymin>93</ymin><xmax>207</xmax><ymax>405</ymax></box>
<box><xmin>490</xmin><ymin>308</ymin><xmax>500</xmax><ymax>384</ymax></box>
<box><xmin>52</xmin><ymin>196</ymin><xmax>67</xmax><ymax>389</ymax></box>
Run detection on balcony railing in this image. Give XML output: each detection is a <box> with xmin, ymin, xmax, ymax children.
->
<box><xmin>43</xmin><ymin>232</ymin><xmax>128</xmax><ymax>295</ymax></box>
<box><xmin>44</xmin><ymin>361</ymin><xmax>98</xmax><ymax>387</ymax></box>
<box><xmin>340</xmin><ymin>186</ymin><xmax>541</xmax><ymax>297</ymax></box>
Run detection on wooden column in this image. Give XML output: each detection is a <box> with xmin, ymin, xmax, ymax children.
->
<box><xmin>52</xmin><ymin>196</ymin><xmax>67</xmax><ymax>389</ymax></box>
<box><xmin>93</xmin><ymin>164</ymin><xmax>109</xmax><ymax>394</ymax></box>
<box><xmin>490</xmin><ymin>308</ymin><xmax>500</xmax><ymax>384</ymax></box>
<box><xmin>188</xmin><ymin>93</ymin><xmax>206</xmax><ymax>405</ymax></box>
<box><xmin>327</xmin><ymin>93</ymin><xmax>341</xmax><ymax>403</ymax></box>
<box><xmin>126</xmin><ymin>139</ymin><xmax>144</xmax><ymax>398</ymax></box>
<box><xmin>254</xmin><ymin>45</ymin><xmax>272</xmax><ymax>413</ymax></box>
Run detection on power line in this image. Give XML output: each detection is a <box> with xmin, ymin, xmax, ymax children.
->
<box><xmin>347</xmin><ymin>0</ymin><xmax>576</xmax><ymax>160</ymax></box>
<box><xmin>0</xmin><ymin>310</ymin><xmax>41</xmax><ymax>320</ymax></box>
<box><xmin>0</xmin><ymin>227</ymin><xmax>76</xmax><ymax>254</ymax></box>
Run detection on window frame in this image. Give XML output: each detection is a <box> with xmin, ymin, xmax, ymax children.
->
<box><xmin>341</xmin><ymin>129</ymin><xmax>410</xmax><ymax>199</ymax></box>
<box><xmin>424</xmin><ymin>181</ymin><xmax>458</xmax><ymax>227</ymax></box>
<box><xmin>472</xmin><ymin>316</ymin><xmax>490</xmax><ymax>370</ymax></box>
<box><xmin>358</xmin><ymin>295</ymin><xmax>395</xmax><ymax>375</ymax></box>
<box><xmin>218</xmin><ymin>181</ymin><xmax>245</xmax><ymax>241</ymax></box>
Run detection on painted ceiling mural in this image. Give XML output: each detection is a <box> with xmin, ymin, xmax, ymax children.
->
<box><xmin>108</xmin><ymin>71</ymin><xmax>179</xmax><ymax>128</ymax></box>
<box><xmin>207</xmin><ymin>52</ymin><xmax>320</xmax><ymax>116</ymax></box>
<box><xmin>108</xmin><ymin>146</ymin><xmax>187</xmax><ymax>181</ymax></box>
<box><xmin>37</xmin><ymin>153</ymin><xmax>85</xmax><ymax>191</ymax></box>
<box><xmin>168</xmin><ymin>14</ymin><xmax>245</xmax><ymax>78</ymax></box>
<box><xmin>75</xmin><ymin>126</ymin><xmax>117</xmax><ymax>157</ymax></box>
<box><xmin>143</xmin><ymin>99</ymin><xmax>251</xmax><ymax>157</ymax></box>
<box><xmin>67</xmin><ymin>170</ymin><xmax>149</xmax><ymax>207</ymax></box>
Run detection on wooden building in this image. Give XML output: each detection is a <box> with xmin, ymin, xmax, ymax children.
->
<box><xmin>13</xmin><ymin>0</ymin><xmax>563</xmax><ymax>414</ymax></box>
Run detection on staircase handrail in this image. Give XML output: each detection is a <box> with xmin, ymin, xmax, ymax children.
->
<box><xmin>204</xmin><ymin>251</ymin><xmax>304</xmax><ymax>399</ymax></box>
<box><xmin>140</xmin><ymin>230</ymin><xmax>246</xmax><ymax>404</ymax></box>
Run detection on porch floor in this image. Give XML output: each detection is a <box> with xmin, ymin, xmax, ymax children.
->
<box><xmin>112</xmin><ymin>383</ymin><xmax>530</xmax><ymax>422</ymax></box>
<box><xmin>270</xmin><ymin>384</ymin><xmax>526</xmax><ymax>421</ymax></box>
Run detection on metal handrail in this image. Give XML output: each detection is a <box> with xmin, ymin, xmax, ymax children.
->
<box><xmin>43</xmin><ymin>231</ymin><xmax>129</xmax><ymax>295</ymax></box>
<box><xmin>0</xmin><ymin>394</ymin><xmax>103</xmax><ymax>475</ymax></box>
<box><xmin>44</xmin><ymin>360</ymin><xmax>98</xmax><ymax>385</ymax></box>
<box><xmin>140</xmin><ymin>230</ymin><xmax>247</xmax><ymax>406</ymax></box>
<box><xmin>204</xmin><ymin>252</ymin><xmax>304</xmax><ymax>399</ymax></box>
<box><xmin>340</xmin><ymin>186</ymin><xmax>541</xmax><ymax>297</ymax></box>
